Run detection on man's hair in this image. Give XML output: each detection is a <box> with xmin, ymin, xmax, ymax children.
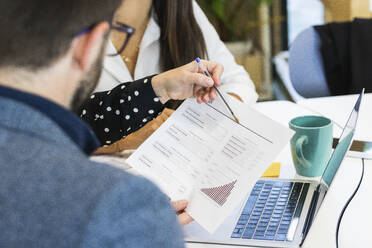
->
<box><xmin>0</xmin><ymin>0</ymin><xmax>122</xmax><ymax>70</ymax></box>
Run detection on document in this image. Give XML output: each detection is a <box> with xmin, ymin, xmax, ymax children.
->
<box><xmin>127</xmin><ymin>94</ymin><xmax>293</xmax><ymax>233</ymax></box>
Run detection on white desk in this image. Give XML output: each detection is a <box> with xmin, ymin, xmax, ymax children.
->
<box><xmin>298</xmin><ymin>93</ymin><xmax>372</xmax><ymax>142</ymax></box>
<box><xmin>187</xmin><ymin>97</ymin><xmax>372</xmax><ymax>248</ymax></box>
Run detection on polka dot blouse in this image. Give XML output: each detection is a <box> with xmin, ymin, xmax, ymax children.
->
<box><xmin>80</xmin><ymin>75</ymin><xmax>164</xmax><ymax>146</ymax></box>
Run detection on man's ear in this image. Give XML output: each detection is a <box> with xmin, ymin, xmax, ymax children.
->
<box><xmin>72</xmin><ymin>22</ymin><xmax>110</xmax><ymax>71</ymax></box>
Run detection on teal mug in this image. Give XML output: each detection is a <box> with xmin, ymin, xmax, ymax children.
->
<box><xmin>289</xmin><ymin>116</ymin><xmax>333</xmax><ymax>177</ymax></box>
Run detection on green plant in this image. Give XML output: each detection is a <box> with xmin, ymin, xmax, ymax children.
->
<box><xmin>197</xmin><ymin>0</ymin><xmax>273</xmax><ymax>41</ymax></box>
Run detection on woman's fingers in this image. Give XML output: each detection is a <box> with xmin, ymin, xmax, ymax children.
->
<box><xmin>199</xmin><ymin>59</ymin><xmax>223</xmax><ymax>87</ymax></box>
<box><xmin>209</xmin><ymin>87</ymin><xmax>217</xmax><ymax>101</ymax></box>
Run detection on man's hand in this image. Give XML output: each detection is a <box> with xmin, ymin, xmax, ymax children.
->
<box><xmin>172</xmin><ymin>200</ymin><xmax>193</xmax><ymax>226</ymax></box>
<box><xmin>152</xmin><ymin>60</ymin><xmax>224</xmax><ymax>104</ymax></box>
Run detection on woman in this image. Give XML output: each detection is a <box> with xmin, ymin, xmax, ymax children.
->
<box><xmin>97</xmin><ymin>0</ymin><xmax>257</xmax><ymax>102</ymax></box>
<box><xmin>81</xmin><ymin>60</ymin><xmax>220</xmax><ymax>145</ymax></box>
<box><xmin>82</xmin><ymin>0</ymin><xmax>258</xmax><ymax>146</ymax></box>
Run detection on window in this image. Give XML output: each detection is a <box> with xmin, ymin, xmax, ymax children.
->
<box><xmin>287</xmin><ymin>0</ymin><xmax>324</xmax><ymax>45</ymax></box>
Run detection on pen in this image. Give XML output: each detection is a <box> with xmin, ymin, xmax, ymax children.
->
<box><xmin>195</xmin><ymin>57</ymin><xmax>240</xmax><ymax>124</ymax></box>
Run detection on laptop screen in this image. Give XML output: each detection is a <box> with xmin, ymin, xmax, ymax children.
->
<box><xmin>320</xmin><ymin>90</ymin><xmax>363</xmax><ymax>187</ymax></box>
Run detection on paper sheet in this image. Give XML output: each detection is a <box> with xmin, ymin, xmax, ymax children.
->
<box><xmin>90</xmin><ymin>154</ymin><xmax>133</xmax><ymax>170</ymax></box>
<box><xmin>127</xmin><ymin>95</ymin><xmax>293</xmax><ymax>233</ymax></box>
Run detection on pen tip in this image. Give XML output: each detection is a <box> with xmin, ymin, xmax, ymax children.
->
<box><xmin>233</xmin><ymin>115</ymin><xmax>240</xmax><ymax>124</ymax></box>
<box><xmin>195</xmin><ymin>57</ymin><xmax>201</xmax><ymax>63</ymax></box>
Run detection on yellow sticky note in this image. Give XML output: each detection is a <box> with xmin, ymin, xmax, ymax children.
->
<box><xmin>261</xmin><ymin>162</ymin><xmax>281</xmax><ymax>178</ymax></box>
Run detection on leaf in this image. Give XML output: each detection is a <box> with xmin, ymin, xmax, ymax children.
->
<box><xmin>211</xmin><ymin>0</ymin><xmax>228</xmax><ymax>21</ymax></box>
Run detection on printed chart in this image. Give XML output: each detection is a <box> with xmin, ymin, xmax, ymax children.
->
<box><xmin>201</xmin><ymin>180</ymin><xmax>237</xmax><ymax>206</ymax></box>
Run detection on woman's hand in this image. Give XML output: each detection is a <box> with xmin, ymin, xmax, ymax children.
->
<box><xmin>172</xmin><ymin>200</ymin><xmax>193</xmax><ymax>226</ymax></box>
<box><xmin>152</xmin><ymin>60</ymin><xmax>223</xmax><ymax>104</ymax></box>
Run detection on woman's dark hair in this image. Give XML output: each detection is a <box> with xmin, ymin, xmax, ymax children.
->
<box><xmin>152</xmin><ymin>0</ymin><xmax>208</xmax><ymax>71</ymax></box>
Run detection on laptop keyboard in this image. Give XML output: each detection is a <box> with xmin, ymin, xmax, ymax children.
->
<box><xmin>231</xmin><ymin>180</ymin><xmax>309</xmax><ymax>241</ymax></box>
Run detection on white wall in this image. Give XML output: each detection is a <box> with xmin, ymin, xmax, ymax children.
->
<box><xmin>287</xmin><ymin>0</ymin><xmax>324</xmax><ymax>45</ymax></box>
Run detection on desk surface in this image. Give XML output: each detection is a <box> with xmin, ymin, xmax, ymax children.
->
<box><xmin>187</xmin><ymin>97</ymin><xmax>372</xmax><ymax>248</ymax></box>
<box><xmin>298</xmin><ymin>93</ymin><xmax>372</xmax><ymax>141</ymax></box>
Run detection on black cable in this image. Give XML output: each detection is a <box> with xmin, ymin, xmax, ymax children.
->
<box><xmin>336</xmin><ymin>158</ymin><xmax>365</xmax><ymax>248</ymax></box>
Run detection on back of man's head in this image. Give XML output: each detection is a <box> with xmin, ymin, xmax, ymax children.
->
<box><xmin>0</xmin><ymin>0</ymin><xmax>122</xmax><ymax>70</ymax></box>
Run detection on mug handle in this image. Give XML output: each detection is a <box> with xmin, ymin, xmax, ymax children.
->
<box><xmin>295</xmin><ymin>135</ymin><xmax>312</xmax><ymax>168</ymax></box>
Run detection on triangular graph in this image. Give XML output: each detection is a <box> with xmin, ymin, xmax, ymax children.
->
<box><xmin>201</xmin><ymin>180</ymin><xmax>237</xmax><ymax>206</ymax></box>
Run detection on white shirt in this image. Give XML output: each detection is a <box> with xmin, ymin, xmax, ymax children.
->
<box><xmin>95</xmin><ymin>1</ymin><xmax>258</xmax><ymax>105</ymax></box>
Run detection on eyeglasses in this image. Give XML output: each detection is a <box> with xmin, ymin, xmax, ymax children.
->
<box><xmin>76</xmin><ymin>21</ymin><xmax>135</xmax><ymax>57</ymax></box>
<box><xmin>108</xmin><ymin>21</ymin><xmax>135</xmax><ymax>56</ymax></box>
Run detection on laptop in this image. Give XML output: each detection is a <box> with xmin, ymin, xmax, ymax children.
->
<box><xmin>184</xmin><ymin>90</ymin><xmax>364</xmax><ymax>247</ymax></box>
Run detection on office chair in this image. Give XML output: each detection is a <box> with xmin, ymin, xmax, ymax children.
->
<box><xmin>288</xmin><ymin>26</ymin><xmax>331</xmax><ymax>98</ymax></box>
<box><xmin>273</xmin><ymin>51</ymin><xmax>305</xmax><ymax>102</ymax></box>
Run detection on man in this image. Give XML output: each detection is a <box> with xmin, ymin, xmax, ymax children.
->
<box><xmin>0</xmin><ymin>0</ymin><xmax>223</xmax><ymax>247</ymax></box>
